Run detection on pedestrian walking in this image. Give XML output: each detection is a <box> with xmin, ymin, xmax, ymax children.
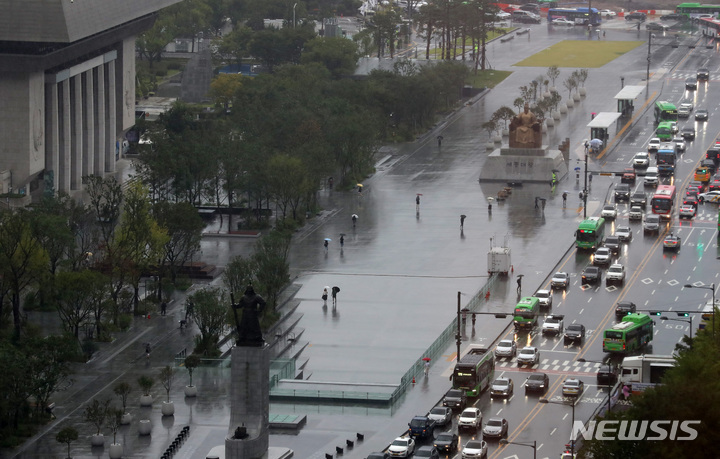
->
<box><xmin>328</xmin><ymin>177</ymin><xmax>334</xmax><ymax>189</ymax></box>
<box><xmin>340</xmin><ymin>235</ymin><xmax>344</xmax><ymax>247</ymax></box>
<box><xmin>416</xmin><ymin>195</ymin><xmax>420</xmax><ymax>211</ymax></box>
<box><xmin>331</xmin><ymin>286</ymin><xmax>340</xmax><ymax>306</ymax></box>
<box><xmin>352</xmin><ymin>214</ymin><xmax>357</xmax><ymax>227</ymax></box>
<box><xmin>584</xmin><ymin>140</ymin><xmax>589</xmax><ymax>154</ymax></box>
<box><xmin>324</xmin><ymin>240</ymin><xmax>329</xmax><ymax>252</ymax></box>
<box><xmin>424</xmin><ymin>360</ymin><xmax>430</xmax><ymax>376</ymax></box>
<box><xmin>185</xmin><ymin>301</ymin><xmax>194</xmax><ymax>321</ymax></box>
<box><xmin>322</xmin><ymin>287</ymin><xmax>329</xmax><ymax>306</ymax></box>
<box><xmin>437</xmin><ymin>135</ymin><xmax>443</xmax><ymax>147</ymax></box>
<box><xmin>145</xmin><ymin>343</ymin><xmax>151</xmax><ymax>360</ymax></box>
<box><xmin>622</xmin><ymin>384</ymin><xmax>631</xmax><ymax>400</ymax></box>
<box><xmin>562</xmin><ymin>192</ymin><xmax>568</xmax><ymax>208</ymax></box>
<box><xmin>603</xmin><ymin>30</ymin><xmax>606</xmax><ymax>38</ymax></box>
<box><xmin>161</xmin><ymin>301</ymin><xmax>167</xmax><ymax>315</ymax></box>
<box><xmin>460</xmin><ymin>214</ymin><xmax>466</xmax><ymax>229</ymax></box>
<box><xmin>516</xmin><ymin>276</ymin><xmax>522</xmax><ymax>294</ymax></box>
<box><xmin>488</xmin><ymin>203</ymin><xmax>492</xmax><ymax>213</ymax></box>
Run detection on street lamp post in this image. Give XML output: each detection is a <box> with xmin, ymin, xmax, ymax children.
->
<box><xmin>455</xmin><ymin>291</ymin><xmax>509</xmax><ymax>359</ymax></box>
<box><xmin>539</xmin><ymin>398</ymin><xmax>577</xmax><ymax>457</ymax></box>
<box><xmin>684</xmin><ymin>282</ymin><xmax>715</xmax><ymax>338</ymax></box>
<box><xmin>499</xmin><ymin>439</ymin><xmax>536</xmax><ymax>459</ymax></box>
<box><xmin>293</xmin><ymin>2</ymin><xmax>297</xmax><ymax>28</ymax></box>
<box><xmin>661</xmin><ymin>315</ymin><xmax>693</xmax><ymax>342</ymax></box>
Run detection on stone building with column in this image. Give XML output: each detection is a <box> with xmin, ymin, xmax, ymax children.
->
<box><xmin>0</xmin><ymin>0</ymin><xmax>180</xmax><ymax>204</ymax></box>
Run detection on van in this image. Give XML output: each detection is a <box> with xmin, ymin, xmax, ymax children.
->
<box><xmin>511</xmin><ymin>10</ymin><xmax>541</xmax><ymax>23</ymax></box>
<box><xmin>644</xmin><ymin>167</ymin><xmax>659</xmax><ymax>186</ymax></box>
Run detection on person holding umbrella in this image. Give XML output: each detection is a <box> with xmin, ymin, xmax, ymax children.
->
<box><xmin>322</xmin><ymin>287</ymin><xmax>329</xmax><ymax>306</ymax></box>
<box><xmin>340</xmin><ymin>234</ymin><xmax>345</xmax><ymax>247</ymax></box>
<box><xmin>423</xmin><ymin>357</ymin><xmax>431</xmax><ymax>375</ymax></box>
<box><xmin>324</xmin><ymin>238</ymin><xmax>331</xmax><ymax>252</ymax></box>
<box><xmin>331</xmin><ymin>286</ymin><xmax>340</xmax><ymax>306</ymax></box>
<box><xmin>460</xmin><ymin>214</ymin><xmax>466</xmax><ymax>229</ymax></box>
<box><xmin>352</xmin><ymin>214</ymin><xmax>358</xmax><ymax>227</ymax></box>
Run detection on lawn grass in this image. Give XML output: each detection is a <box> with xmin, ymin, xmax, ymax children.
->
<box><xmin>466</xmin><ymin>69</ymin><xmax>513</xmax><ymax>89</ymax></box>
<box><xmin>514</xmin><ymin>40</ymin><xmax>643</xmax><ymax>68</ymax></box>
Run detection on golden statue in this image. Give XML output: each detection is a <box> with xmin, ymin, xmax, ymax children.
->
<box><xmin>509</xmin><ymin>103</ymin><xmax>541</xmax><ymax>148</ymax></box>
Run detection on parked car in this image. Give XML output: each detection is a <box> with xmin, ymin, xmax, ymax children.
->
<box><xmin>679</xmin><ymin>204</ymin><xmax>696</xmax><ymax>219</ymax></box>
<box><xmin>616</xmin><ymin>225</ymin><xmax>633</xmax><ymax>241</ymax></box>
<box><xmin>615</xmin><ymin>301</ymin><xmax>636</xmax><ymax>318</ymax></box>
<box><xmin>433</xmin><ymin>432</ymin><xmax>458</xmax><ymax>455</ymax></box>
<box><xmin>427</xmin><ymin>406</ymin><xmax>452</xmax><ymax>427</ymax></box>
<box><xmin>494</xmin><ymin>340</ymin><xmax>517</xmax><ymax>359</ymax></box>
<box><xmin>564</xmin><ymin>324</ymin><xmax>586</xmax><ymax>344</ymax></box>
<box><xmin>524</xmin><ymin>373</ymin><xmax>550</xmax><ymax>394</ymax></box>
<box><xmin>663</xmin><ymin>233</ymin><xmax>681</xmax><ymax>251</ymax></box>
<box><xmin>633</xmin><ymin>152</ymin><xmax>650</xmax><ymax>168</ymax></box>
<box><xmin>601</xmin><ymin>204</ymin><xmax>618</xmax><ymax>219</ymax></box>
<box><xmin>696</xmin><ymin>109</ymin><xmax>709</xmax><ymax>121</ymax></box>
<box><xmin>482</xmin><ymin>417</ymin><xmax>509</xmax><ymax>439</ymax></box>
<box><xmin>551</xmin><ymin>271</ymin><xmax>570</xmax><ymax>289</ymax></box>
<box><xmin>625</xmin><ymin>11</ymin><xmax>646</xmax><ymax>21</ymax></box>
<box><xmin>461</xmin><ymin>440</ymin><xmax>488</xmax><ymax>459</ymax></box>
<box><xmin>685</xmin><ymin>77</ymin><xmax>698</xmax><ymax>90</ymax></box>
<box><xmin>562</xmin><ymin>378</ymin><xmax>585</xmax><ymax>397</ymax></box>
<box><xmin>606</xmin><ymin>263</ymin><xmax>626</xmax><ymax>285</ymax></box>
<box><xmin>581</xmin><ymin>266</ymin><xmax>601</xmax><ymax>285</ymax></box>
<box><xmin>490</xmin><ymin>377</ymin><xmax>514</xmax><ymax>398</ymax></box>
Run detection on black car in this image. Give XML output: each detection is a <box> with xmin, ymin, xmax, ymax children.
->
<box><xmin>525</xmin><ymin>373</ymin><xmax>550</xmax><ymax>394</ymax></box>
<box><xmin>625</xmin><ymin>11</ymin><xmax>646</xmax><ymax>21</ymax></box>
<box><xmin>701</xmin><ymin>159</ymin><xmax>717</xmax><ymax>176</ymax></box>
<box><xmin>433</xmin><ymin>432</ymin><xmax>458</xmax><ymax>454</ymax></box>
<box><xmin>697</xmin><ymin>68</ymin><xmax>710</xmax><ymax>81</ymax></box>
<box><xmin>415</xmin><ymin>446</ymin><xmax>439</xmax><ymax>459</ymax></box>
<box><xmin>686</xmin><ymin>77</ymin><xmax>698</xmax><ymax>90</ymax></box>
<box><xmin>564</xmin><ymin>324</ymin><xmax>586</xmax><ymax>344</ymax></box>
<box><xmin>696</xmin><ymin>109</ymin><xmax>709</xmax><ymax>121</ymax></box>
<box><xmin>581</xmin><ymin>266</ymin><xmax>601</xmax><ymax>285</ymax></box>
<box><xmin>615</xmin><ymin>301</ymin><xmax>636</xmax><ymax>318</ymax></box>
<box><xmin>604</xmin><ymin>236</ymin><xmax>621</xmax><ymax>254</ymax></box>
<box><xmin>615</xmin><ymin>183</ymin><xmax>631</xmax><ymax>201</ymax></box>
<box><xmin>596</xmin><ymin>364</ymin><xmax>619</xmax><ymax>385</ymax></box>
<box><xmin>661</xmin><ymin>12</ymin><xmax>685</xmax><ymax>20</ymax></box>
<box><xmin>367</xmin><ymin>453</ymin><xmax>390</xmax><ymax>459</ymax></box>
<box><xmin>682</xmin><ymin>126</ymin><xmax>696</xmax><ymax>140</ymax></box>
<box><xmin>645</xmin><ymin>22</ymin><xmax>669</xmax><ymax>31</ymax></box>
<box><xmin>630</xmin><ymin>190</ymin><xmax>647</xmax><ymax>208</ymax></box>
<box><xmin>442</xmin><ymin>388</ymin><xmax>467</xmax><ymax>410</ymax></box>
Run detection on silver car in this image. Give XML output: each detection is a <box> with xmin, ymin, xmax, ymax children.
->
<box><xmin>494</xmin><ymin>339</ymin><xmax>517</xmax><ymax>358</ymax></box>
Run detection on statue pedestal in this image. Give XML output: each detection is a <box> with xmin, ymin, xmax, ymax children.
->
<box><xmin>225</xmin><ymin>344</ymin><xmax>270</xmax><ymax>459</ymax></box>
<box><xmin>479</xmin><ymin>145</ymin><xmax>568</xmax><ymax>183</ymax></box>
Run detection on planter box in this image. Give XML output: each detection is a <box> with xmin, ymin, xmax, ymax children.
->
<box><xmin>138</xmin><ymin>419</ymin><xmax>152</xmax><ymax>436</ymax></box>
<box><xmin>109</xmin><ymin>443</ymin><xmax>123</xmax><ymax>458</ymax></box>
<box><xmin>121</xmin><ymin>413</ymin><xmax>133</xmax><ymax>425</ymax></box>
<box><xmin>184</xmin><ymin>385</ymin><xmax>198</xmax><ymax>397</ymax></box>
<box><xmin>139</xmin><ymin>394</ymin><xmax>153</xmax><ymax>407</ymax></box>
<box><xmin>91</xmin><ymin>433</ymin><xmax>105</xmax><ymax>447</ymax></box>
<box><xmin>161</xmin><ymin>401</ymin><xmax>175</xmax><ymax>416</ymax></box>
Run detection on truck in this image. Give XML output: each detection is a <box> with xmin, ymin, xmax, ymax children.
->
<box><xmin>620</xmin><ymin>354</ymin><xmax>676</xmax><ymax>395</ymax></box>
<box><xmin>487</xmin><ymin>246</ymin><xmax>511</xmax><ymax>275</ymax></box>
<box><xmin>408</xmin><ymin>415</ymin><xmax>436</xmax><ymax>439</ymax></box>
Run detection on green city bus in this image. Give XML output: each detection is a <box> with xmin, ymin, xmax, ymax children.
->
<box><xmin>654</xmin><ymin>101</ymin><xmax>678</xmax><ymax>124</ymax></box>
<box><xmin>513</xmin><ymin>297</ymin><xmax>540</xmax><ymax>330</ymax></box>
<box><xmin>603</xmin><ymin>313</ymin><xmax>654</xmax><ymax>354</ymax></box>
<box><xmin>656</xmin><ymin>121</ymin><xmax>674</xmax><ymax>141</ymax></box>
<box><xmin>575</xmin><ymin>217</ymin><xmax>605</xmax><ymax>250</ymax></box>
<box><xmin>453</xmin><ymin>346</ymin><xmax>495</xmax><ymax>397</ymax></box>
<box><xmin>676</xmin><ymin>3</ymin><xmax>720</xmax><ymax>19</ymax></box>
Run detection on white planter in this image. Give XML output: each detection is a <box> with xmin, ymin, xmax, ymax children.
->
<box><xmin>121</xmin><ymin>413</ymin><xmax>132</xmax><ymax>425</ymax></box>
<box><xmin>566</xmin><ymin>100</ymin><xmax>574</xmax><ymax>108</ymax></box>
<box><xmin>139</xmin><ymin>394</ymin><xmax>153</xmax><ymax>407</ymax></box>
<box><xmin>546</xmin><ymin>118</ymin><xmax>554</xmax><ymax>127</ymax></box>
<box><xmin>553</xmin><ymin>110</ymin><xmax>561</xmax><ymax>120</ymax></box>
<box><xmin>138</xmin><ymin>419</ymin><xmax>152</xmax><ymax>436</ymax></box>
<box><xmin>91</xmin><ymin>433</ymin><xmax>105</xmax><ymax>447</ymax></box>
<box><xmin>550</xmin><ymin>86</ymin><xmax>558</xmax><ymax>93</ymax></box>
<box><xmin>541</xmin><ymin>123</ymin><xmax>548</xmax><ymax>133</ymax></box>
<box><xmin>543</xmin><ymin>91</ymin><xmax>551</xmax><ymax>99</ymax></box>
<box><xmin>559</xmin><ymin>105</ymin><xmax>568</xmax><ymax>114</ymax></box>
<box><xmin>161</xmin><ymin>401</ymin><xmax>175</xmax><ymax>416</ymax></box>
<box><xmin>486</xmin><ymin>142</ymin><xmax>495</xmax><ymax>150</ymax></box>
<box><xmin>109</xmin><ymin>443</ymin><xmax>123</xmax><ymax>458</ymax></box>
<box><xmin>492</xmin><ymin>135</ymin><xmax>502</xmax><ymax>143</ymax></box>
<box><xmin>573</xmin><ymin>93</ymin><xmax>581</xmax><ymax>102</ymax></box>
<box><xmin>502</xmin><ymin>129</ymin><xmax>509</xmax><ymax>137</ymax></box>
<box><xmin>184</xmin><ymin>385</ymin><xmax>198</xmax><ymax>397</ymax></box>
<box><xmin>579</xmin><ymin>87</ymin><xmax>587</xmax><ymax>96</ymax></box>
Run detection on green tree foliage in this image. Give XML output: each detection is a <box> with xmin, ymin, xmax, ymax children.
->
<box><xmin>251</xmin><ymin>230</ymin><xmax>292</xmax><ymax>310</ymax></box>
<box><xmin>55</xmin><ymin>426</ymin><xmax>78</xmax><ymax>459</ymax></box>
<box><xmin>300</xmin><ymin>37</ymin><xmax>360</xmax><ymax>78</ymax></box>
<box><xmin>153</xmin><ymin>201</ymin><xmax>204</xmax><ymax>284</ymax></box>
<box><xmin>210</xmin><ymin>73</ymin><xmax>245</xmax><ymax>109</ymax></box>
<box><xmin>247</xmin><ymin>24</ymin><xmax>316</xmax><ymax>72</ymax></box>
<box><xmin>188</xmin><ymin>287</ymin><xmax>229</xmax><ymax>356</ymax></box>
<box><xmin>371</xmin><ymin>9</ymin><xmax>402</xmax><ymax>58</ymax></box>
<box><xmin>136</xmin><ymin>12</ymin><xmax>179</xmax><ymax>67</ymax></box>
<box><xmin>223</xmin><ymin>255</ymin><xmax>257</xmax><ymax>298</ymax></box>
<box><xmin>83</xmin><ymin>398</ymin><xmax>111</xmax><ymax>436</ymax></box>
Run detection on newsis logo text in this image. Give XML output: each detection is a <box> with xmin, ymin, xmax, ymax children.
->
<box><xmin>573</xmin><ymin>420</ymin><xmax>701</xmax><ymax>441</ymax></box>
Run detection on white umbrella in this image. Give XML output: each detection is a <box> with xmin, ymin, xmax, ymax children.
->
<box><xmin>590</xmin><ymin>139</ymin><xmax>603</xmax><ymax>148</ymax></box>
<box><xmin>352</xmin><ymin>214</ymin><xmax>359</xmax><ymax>219</ymax></box>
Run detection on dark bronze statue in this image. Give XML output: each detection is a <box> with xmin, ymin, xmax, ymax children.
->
<box><xmin>509</xmin><ymin>103</ymin><xmax>542</xmax><ymax>148</ymax></box>
<box><xmin>232</xmin><ymin>285</ymin><xmax>267</xmax><ymax>347</ymax></box>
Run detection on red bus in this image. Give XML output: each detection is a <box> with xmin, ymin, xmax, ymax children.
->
<box><xmin>651</xmin><ymin>185</ymin><xmax>676</xmax><ymax>218</ymax></box>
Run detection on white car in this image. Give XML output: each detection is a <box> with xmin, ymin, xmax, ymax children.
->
<box><xmin>551</xmin><ymin>271</ymin><xmax>569</xmax><ymax>289</ymax></box>
<box><xmin>679</xmin><ymin>204</ymin><xmax>696</xmax><ymax>219</ymax></box>
<box><xmin>629</xmin><ymin>206</ymin><xmax>643</xmax><ymax>220</ymax></box>
<box><xmin>517</xmin><ymin>346</ymin><xmax>540</xmax><ymax>366</ymax></box>
<box><xmin>552</xmin><ymin>17</ymin><xmax>575</xmax><ymax>26</ymax></box>
<box><xmin>458</xmin><ymin>407</ymin><xmax>482</xmax><ymax>431</ymax></box>
<box><xmin>534</xmin><ymin>289</ymin><xmax>553</xmax><ymax>308</ymax></box>
<box><xmin>601</xmin><ymin>204</ymin><xmax>617</xmax><ymax>219</ymax></box>
<box><xmin>678</xmin><ymin>106</ymin><xmax>691</xmax><ymax>118</ymax></box>
<box><xmin>679</xmin><ymin>99</ymin><xmax>694</xmax><ymax>111</ymax></box>
<box><xmin>599</xmin><ymin>9</ymin><xmax>616</xmax><ymax>17</ymax></box>
<box><xmin>606</xmin><ymin>263</ymin><xmax>626</xmax><ymax>285</ymax></box>
<box><xmin>699</xmin><ymin>190</ymin><xmax>720</xmax><ymax>203</ymax></box>
<box><xmin>672</xmin><ymin>136</ymin><xmax>686</xmax><ymax>152</ymax></box>
<box><xmin>494</xmin><ymin>339</ymin><xmax>517</xmax><ymax>358</ymax></box>
<box><xmin>648</xmin><ymin>138</ymin><xmax>661</xmax><ymax>151</ymax></box>
<box><xmin>461</xmin><ymin>439</ymin><xmax>488</xmax><ymax>459</ymax></box>
<box><xmin>593</xmin><ymin>247</ymin><xmax>612</xmax><ymax>265</ymax></box>
<box><xmin>495</xmin><ymin>11</ymin><xmax>511</xmax><ymax>19</ymax></box>
<box><xmin>541</xmin><ymin>314</ymin><xmax>564</xmax><ymax>335</ymax></box>
<box><xmin>388</xmin><ymin>436</ymin><xmax>416</xmax><ymax>458</ymax></box>
<box><xmin>616</xmin><ymin>225</ymin><xmax>633</xmax><ymax>241</ymax></box>
<box><xmin>633</xmin><ymin>152</ymin><xmax>650</xmax><ymax>168</ymax></box>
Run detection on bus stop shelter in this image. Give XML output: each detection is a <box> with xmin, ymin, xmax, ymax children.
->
<box><xmin>587</xmin><ymin>112</ymin><xmax>622</xmax><ymax>149</ymax></box>
<box><xmin>614</xmin><ymin>85</ymin><xmax>645</xmax><ymax>117</ymax></box>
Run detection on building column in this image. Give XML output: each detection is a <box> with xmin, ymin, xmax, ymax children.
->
<box><xmin>59</xmin><ymin>79</ymin><xmax>71</xmax><ymax>193</ymax></box>
<box><xmin>44</xmin><ymin>82</ymin><xmax>59</xmax><ymax>193</ymax></box>
<box><xmin>95</xmin><ymin>65</ymin><xmax>105</xmax><ymax>175</ymax></box>
<box><xmin>83</xmin><ymin>70</ymin><xmax>94</xmax><ymax>178</ymax></box>
<box><xmin>105</xmin><ymin>60</ymin><xmax>116</xmax><ymax>172</ymax></box>
<box><xmin>72</xmin><ymin>75</ymin><xmax>82</xmax><ymax>190</ymax></box>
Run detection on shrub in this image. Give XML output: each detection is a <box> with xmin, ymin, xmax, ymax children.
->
<box><xmin>155</xmin><ymin>69</ymin><xmax>168</xmax><ymax>77</ymax></box>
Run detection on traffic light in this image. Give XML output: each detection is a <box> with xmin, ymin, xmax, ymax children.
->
<box><xmin>649</xmin><ymin>311</ymin><xmax>663</xmax><ymax>316</ymax></box>
<box><xmin>677</xmin><ymin>312</ymin><xmax>690</xmax><ymax>317</ymax></box>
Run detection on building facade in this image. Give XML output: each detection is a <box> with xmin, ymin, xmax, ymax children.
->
<box><xmin>0</xmin><ymin>0</ymin><xmax>180</xmax><ymax>203</ymax></box>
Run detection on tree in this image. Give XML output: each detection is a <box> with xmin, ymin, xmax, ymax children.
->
<box><xmin>252</xmin><ymin>230</ymin><xmax>292</xmax><ymax>310</ymax></box>
<box><xmin>138</xmin><ymin>375</ymin><xmax>154</xmax><ymax>396</ymax></box>
<box><xmin>184</xmin><ymin>354</ymin><xmax>201</xmax><ymax>387</ymax></box>
<box><xmin>563</xmin><ymin>74</ymin><xmax>577</xmax><ymax>99</ymax></box>
<box><xmin>188</xmin><ymin>287</ymin><xmax>229</xmax><ymax>356</ymax></box>
<box><xmin>265</xmin><ymin>154</ymin><xmax>310</xmax><ymax>220</ymax></box>
<box><xmin>300</xmin><ymin>37</ymin><xmax>360</xmax><ymax>78</ymax></box>
<box><xmin>56</xmin><ymin>426</ymin><xmax>79</xmax><ymax>459</ymax></box>
<box><xmin>0</xmin><ymin>342</ymin><xmax>32</xmax><ymax>429</ymax></box>
<box><xmin>210</xmin><ymin>73</ymin><xmax>245</xmax><ymax>110</ymax></box>
<box><xmin>170</xmin><ymin>0</ymin><xmax>213</xmax><ymax>53</ymax></box>
<box><xmin>493</xmin><ymin>106</ymin><xmax>516</xmax><ymax>130</ymax></box>
<box><xmin>83</xmin><ymin>398</ymin><xmax>111</xmax><ymax>436</ymax></box>
<box><xmin>223</xmin><ymin>255</ymin><xmax>257</xmax><ymax>297</ymax></box>
<box><xmin>482</xmin><ymin>120</ymin><xmax>496</xmax><ymax>139</ymax></box>
<box><xmin>113</xmin><ymin>382</ymin><xmax>132</xmax><ymax>414</ymax></box>
<box><xmin>136</xmin><ymin>12</ymin><xmax>178</xmax><ymax>67</ymax></box>
<box><xmin>159</xmin><ymin>366</ymin><xmax>174</xmax><ymax>402</ymax></box>
<box><xmin>107</xmin><ymin>408</ymin><xmax>123</xmax><ymax>445</ymax></box>
<box><xmin>577</xmin><ymin>68</ymin><xmax>589</xmax><ymax>88</ymax></box>
<box><xmin>513</xmin><ymin>97</ymin><xmax>525</xmax><ymax>113</ymax></box>
<box><xmin>27</xmin><ymin>335</ymin><xmax>76</xmax><ymax>417</ymax></box>
<box><xmin>153</xmin><ymin>201</ymin><xmax>204</xmax><ymax>284</ymax></box>
<box><xmin>546</xmin><ymin>65</ymin><xmax>560</xmax><ymax>88</ymax></box>
<box><xmin>54</xmin><ymin>270</ymin><xmax>101</xmax><ymax>340</ymax></box>
<box><xmin>372</xmin><ymin>9</ymin><xmax>402</xmax><ymax>58</ymax></box>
